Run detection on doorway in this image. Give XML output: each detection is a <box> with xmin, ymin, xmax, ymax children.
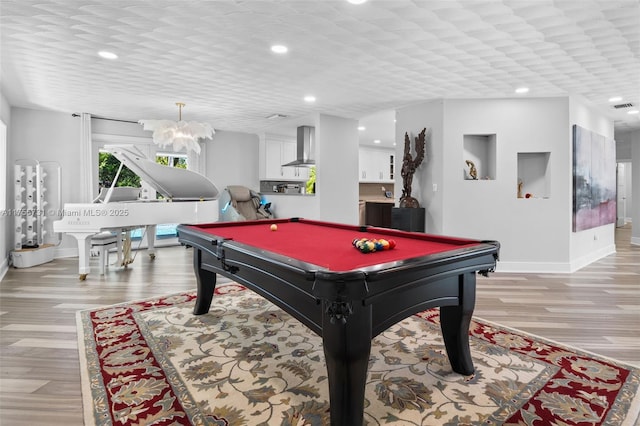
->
<box><xmin>616</xmin><ymin>162</ymin><xmax>633</xmax><ymax>227</ymax></box>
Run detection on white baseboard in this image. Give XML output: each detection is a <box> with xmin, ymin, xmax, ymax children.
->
<box><xmin>495</xmin><ymin>261</ymin><xmax>572</xmax><ymax>274</ymax></box>
<box><xmin>495</xmin><ymin>244</ymin><xmax>616</xmax><ymax>274</ymax></box>
<box><xmin>569</xmin><ymin>244</ymin><xmax>616</xmax><ymax>272</ymax></box>
<box><xmin>631</xmin><ymin>236</ymin><xmax>640</xmax><ymax>246</ymax></box>
<box><xmin>131</xmin><ymin>237</ymin><xmax>180</xmax><ymax>249</ymax></box>
<box><xmin>55</xmin><ymin>247</ymin><xmax>79</xmax><ymax>258</ymax></box>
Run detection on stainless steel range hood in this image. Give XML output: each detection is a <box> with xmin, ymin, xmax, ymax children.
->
<box><xmin>282</xmin><ymin>126</ymin><xmax>315</xmax><ymax>167</ymax></box>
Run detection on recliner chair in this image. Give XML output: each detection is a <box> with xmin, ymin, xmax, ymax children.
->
<box><xmin>219</xmin><ymin>185</ymin><xmax>273</xmax><ymax>222</ymax></box>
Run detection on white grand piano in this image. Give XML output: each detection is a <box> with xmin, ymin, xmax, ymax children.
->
<box><xmin>53</xmin><ymin>145</ymin><xmax>219</xmax><ymax>280</ymax></box>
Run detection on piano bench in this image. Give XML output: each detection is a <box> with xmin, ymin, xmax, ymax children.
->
<box><xmin>91</xmin><ymin>232</ymin><xmax>119</xmax><ymax>275</ymax></box>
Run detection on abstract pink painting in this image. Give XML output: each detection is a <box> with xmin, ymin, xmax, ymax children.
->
<box><xmin>572</xmin><ymin>125</ymin><xmax>617</xmax><ymax>232</ymax></box>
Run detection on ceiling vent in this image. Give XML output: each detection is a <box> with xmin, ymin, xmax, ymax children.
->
<box><xmin>266</xmin><ymin>113</ymin><xmax>288</xmax><ymax>120</ymax></box>
<box><xmin>612</xmin><ymin>103</ymin><xmax>634</xmax><ymax>109</ymax></box>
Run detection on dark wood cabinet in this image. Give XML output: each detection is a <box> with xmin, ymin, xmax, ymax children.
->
<box><xmin>364</xmin><ymin>202</ymin><xmax>392</xmax><ymax>228</ymax></box>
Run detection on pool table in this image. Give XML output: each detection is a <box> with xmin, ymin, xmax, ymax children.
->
<box><xmin>177</xmin><ymin>218</ymin><xmax>499</xmax><ymax>426</ymax></box>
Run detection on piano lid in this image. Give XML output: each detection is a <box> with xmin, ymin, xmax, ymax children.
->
<box><xmin>103</xmin><ymin>145</ymin><xmax>219</xmax><ymax>201</ymax></box>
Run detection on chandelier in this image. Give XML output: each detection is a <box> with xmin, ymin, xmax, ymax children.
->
<box><xmin>138</xmin><ymin>102</ymin><xmax>214</xmax><ymax>154</ymax></box>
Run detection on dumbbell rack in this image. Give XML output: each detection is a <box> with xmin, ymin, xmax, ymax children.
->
<box><xmin>12</xmin><ymin>159</ymin><xmax>61</xmax><ymax>268</ymax></box>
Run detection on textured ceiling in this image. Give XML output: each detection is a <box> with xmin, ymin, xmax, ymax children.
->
<box><xmin>1</xmin><ymin>0</ymin><xmax>639</xmax><ymax>143</ymax></box>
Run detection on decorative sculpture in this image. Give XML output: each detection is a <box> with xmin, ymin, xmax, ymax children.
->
<box><xmin>517</xmin><ymin>179</ymin><xmax>523</xmax><ymax>198</ymax></box>
<box><xmin>465</xmin><ymin>160</ymin><xmax>478</xmax><ymax>180</ymax></box>
<box><xmin>400</xmin><ymin>128</ymin><xmax>428</xmax><ymax>208</ymax></box>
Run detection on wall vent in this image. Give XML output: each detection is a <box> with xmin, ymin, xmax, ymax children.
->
<box><xmin>612</xmin><ymin>103</ymin><xmax>633</xmax><ymax>109</ymax></box>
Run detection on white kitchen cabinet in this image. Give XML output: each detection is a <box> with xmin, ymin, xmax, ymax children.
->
<box><xmin>358</xmin><ymin>149</ymin><xmax>372</xmax><ymax>181</ymax></box>
<box><xmin>359</xmin><ymin>147</ymin><xmax>394</xmax><ymax>182</ymax></box>
<box><xmin>265</xmin><ymin>140</ymin><xmax>284</xmax><ymax>178</ymax></box>
<box><xmin>266</xmin><ymin>138</ymin><xmax>309</xmax><ymax>180</ymax></box>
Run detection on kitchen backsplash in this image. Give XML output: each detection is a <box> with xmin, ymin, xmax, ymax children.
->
<box><xmin>359</xmin><ymin>183</ymin><xmax>394</xmax><ymax>200</ymax></box>
<box><xmin>260</xmin><ymin>180</ymin><xmax>310</xmax><ymax>195</ymax></box>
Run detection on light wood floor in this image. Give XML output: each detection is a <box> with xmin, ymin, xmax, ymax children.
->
<box><xmin>0</xmin><ymin>226</ymin><xmax>638</xmax><ymax>425</ymax></box>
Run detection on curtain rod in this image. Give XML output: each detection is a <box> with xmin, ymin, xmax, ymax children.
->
<box><xmin>71</xmin><ymin>113</ymin><xmax>138</xmax><ymax>124</ymax></box>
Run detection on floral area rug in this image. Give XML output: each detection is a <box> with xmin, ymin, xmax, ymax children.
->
<box><xmin>77</xmin><ymin>284</ymin><xmax>640</xmax><ymax>425</ymax></box>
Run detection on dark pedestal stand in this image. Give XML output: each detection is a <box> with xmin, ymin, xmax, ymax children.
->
<box><xmin>391</xmin><ymin>207</ymin><xmax>425</xmax><ymax>232</ymax></box>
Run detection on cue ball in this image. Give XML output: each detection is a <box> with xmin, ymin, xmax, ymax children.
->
<box><xmin>270</xmin><ymin>224</ymin><xmax>278</xmax><ymax>231</ymax></box>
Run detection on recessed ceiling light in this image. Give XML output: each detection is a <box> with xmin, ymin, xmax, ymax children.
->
<box><xmin>271</xmin><ymin>45</ymin><xmax>288</xmax><ymax>54</ymax></box>
<box><xmin>347</xmin><ymin>0</ymin><xmax>368</xmax><ymax>4</ymax></box>
<box><xmin>373</xmin><ymin>139</ymin><xmax>381</xmax><ymax>144</ymax></box>
<box><xmin>98</xmin><ymin>50</ymin><xmax>118</xmax><ymax>60</ymax></box>
<box><xmin>609</xmin><ymin>96</ymin><xmax>623</xmax><ymax>102</ymax></box>
<box><xmin>628</xmin><ymin>110</ymin><xmax>639</xmax><ymax>115</ymax></box>
<box><xmin>515</xmin><ymin>87</ymin><xmax>529</xmax><ymax>94</ymax></box>
<box><xmin>304</xmin><ymin>95</ymin><xmax>316</xmax><ymax>103</ymax></box>
<box><xmin>358</xmin><ymin>126</ymin><xmax>366</xmax><ymax>131</ymax></box>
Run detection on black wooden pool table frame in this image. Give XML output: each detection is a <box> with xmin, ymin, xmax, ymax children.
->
<box><xmin>178</xmin><ymin>219</ymin><xmax>499</xmax><ymax>426</ymax></box>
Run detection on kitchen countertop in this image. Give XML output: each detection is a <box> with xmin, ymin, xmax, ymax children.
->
<box><xmin>359</xmin><ymin>197</ymin><xmax>395</xmax><ymax>203</ymax></box>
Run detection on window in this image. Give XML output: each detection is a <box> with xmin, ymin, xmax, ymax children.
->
<box><xmin>98</xmin><ymin>150</ymin><xmax>141</xmax><ymax>190</ymax></box>
<box><xmin>95</xmin><ymin>140</ymin><xmax>190</xmax><ymax>242</ymax></box>
<box><xmin>156</xmin><ymin>152</ymin><xmax>187</xmax><ymax>169</ymax></box>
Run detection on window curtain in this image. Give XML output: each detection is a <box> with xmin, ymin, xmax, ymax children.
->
<box><xmin>79</xmin><ymin>113</ymin><xmax>93</xmax><ymax>202</ymax></box>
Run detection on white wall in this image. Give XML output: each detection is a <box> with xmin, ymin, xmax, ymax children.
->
<box><xmin>442</xmin><ymin>98</ymin><xmax>573</xmax><ymax>271</ymax></box>
<box><xmin>396</xmin><ymin>96</ymin><xmax>616</xmax><ymax>272</ymax></box>
<box><xmin>8</xmin><ymin>108</ymin><xmax>81</xmax><ymax>255</ymax></box>
<box><xmin>395</xmin><ymin>100</ymin><xmax>444</xmax><ymax>233</ymax></box>
<box><xmin>92</xmin><ymin>117</ymin><xmax>150</xmax><ymax>138</ymax></box>
<box><xmin>0</xmin><ymin>93</ymin><xmax>10</xmax><ymax>280</ymax></box>
<box><xmin>615</xmin><ymin>129</ymin><xmax>640</xmax><ymax>245</ymax></box>
<box><xmin>315</xmin><ymin>113</ymin><xmax>359</xmax><ymax>224</ymax></box>
<box><xmin>616</xmin><ymin>133</ymin><xmax>633</xmax><ymax>160</ymax></box>
<box><xmin>568</xmin><ymin>98</ymin><xmax>616</xmax><ymax>268</ymax></box>
<box><xmin>265</xmin><ymin>194</ymin><xmax>319</xmax><ymax>220</ymax></box>
<box><xmin>205</xmin><ymin>130</ymin><xmax>260</xmax><ymax>192</ymax></box>
<box><xmin>634</xmin><ymin>138</ymin><xmax>640</xmax><ymax>245</ymax></box>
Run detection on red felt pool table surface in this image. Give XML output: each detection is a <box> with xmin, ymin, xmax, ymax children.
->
<box><xmin>185</xmin><ymin>218</ymin><xmax>482</xmax><ymax>272</ymax></box>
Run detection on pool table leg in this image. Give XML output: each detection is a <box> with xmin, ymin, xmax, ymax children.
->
<box><xmin>193</xmin><ymin>249</ymin><xmax>217</xmax><ymax>315</ymax></box>
<box><xmin>321</xmin><ymin>301</ymin><xmax>372</xmax><ymax>426</ymax></box>
<box><xmin>440</xmin><ymin>272</ymin><xmax>476</xmax><ymax>375</ymax></box>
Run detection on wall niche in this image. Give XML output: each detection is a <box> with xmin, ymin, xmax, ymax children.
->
<box><xmin>462</xmin><ymin>134</ymin><xmax>496</xmax><ymax>180</ymax></box>
<box><xmin>517</xmin><ymin>152</ymin><xmax>550</xmax><ymax>199</ymax></box>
